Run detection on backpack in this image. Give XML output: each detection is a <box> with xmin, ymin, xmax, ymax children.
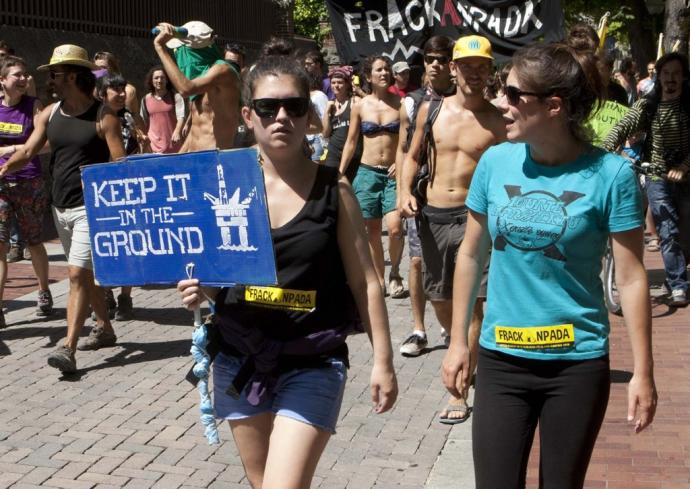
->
<box><xmin>411</xmin><ymin>96</ymin><xmax>444</xmax><ymax>204</ymax></box>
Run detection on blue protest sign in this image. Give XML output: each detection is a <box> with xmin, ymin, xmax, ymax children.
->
<box><xmin>81</xmin><ymin>148</ymin><xmax>277</xmax><ymax>287</ymax></box>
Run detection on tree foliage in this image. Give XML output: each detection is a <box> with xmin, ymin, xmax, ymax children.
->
<box><xmin>294</xmin><ymin>0</ymin><xmax>329</xmax><ymax>44</ymax></box>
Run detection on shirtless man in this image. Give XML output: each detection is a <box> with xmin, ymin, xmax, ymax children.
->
<box><xmin>153</xmin><ymin>21</ymin><xmax>240</xmax><ymax>151</ymax></box>
<box><xmin>399</xmin><ymin>35</ymin><xmax>506</xmax><ymax>423</ymax></box>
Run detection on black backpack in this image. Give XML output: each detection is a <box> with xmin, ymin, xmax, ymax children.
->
<box><xmin>411</xmin><ymin>96</ymin><xmax>444</xmax><ymax>204</ymax></box>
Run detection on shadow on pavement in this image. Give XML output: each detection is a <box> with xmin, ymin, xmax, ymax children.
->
<box><xmin>127</xmin><ymin>307</ymin><xmax>195</xmax><ymax>327</ymax></box>
<box><xmin>59</xmin><ymin>339</ymin><xmax>190</xmax><ymax>380</ymax></box>
<box><xmin>0</xmin><ymin>323</ymin><xmax>66</xmax><ymax>356</ymax></box>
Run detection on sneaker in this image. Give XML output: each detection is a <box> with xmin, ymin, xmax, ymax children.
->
<box><xmin>400</xmin><ymin>332</ymin><xmax>428</xmax><ymax>356</ymax></box>
<box><xmin>115</xmin><ymin>294</ymin><xmax>133</xmax><ymax>321</ymax></box>
<box><xmin>77</xmin><ymin>326</ymin><xmax>117</xmax><ymax>351</ymax></box>
<box><xmin>22</xmin><ymin>247</ymin><xmax>31</xmax><ymax>261</ymax></box>
<box><xmin>440</xmin><ymin>328</ymin><xmax>450</xmax><ymax>347</ymax></box>
<box><xmin>7</xmin><ymin>245</ymin><xmax>22</xmax><ymax>263</ymax></box>
<box><xmin>670</xmin><ymin>289</ymin><xmax>689</xmax><ymax>307</ymax></box>
<box><xmin>35</xmin><ymin>290</ymin><xmax>53</xmax><ymax>317</ymax></box>
<box><xmin>47</xmin><ymin>345</ymin><xmax>77</xmax><ymax>373</ymax></box>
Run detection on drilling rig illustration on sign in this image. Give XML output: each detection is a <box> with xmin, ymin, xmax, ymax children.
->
<box><xmin>204</xmin><ymin>163</ymin><xmax>258</xmax><ymax>251</ymax></box>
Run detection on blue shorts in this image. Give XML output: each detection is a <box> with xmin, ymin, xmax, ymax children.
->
<box><xmin>213</xmin><ymin>352</ymin><xmax>347</xmax><ymax>434</ymax></box>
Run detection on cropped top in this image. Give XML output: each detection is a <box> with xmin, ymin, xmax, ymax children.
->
<box><xmin>360</xmin><ymin>120</ymin><xmax>400</xmax><ymax>136</ymax></box>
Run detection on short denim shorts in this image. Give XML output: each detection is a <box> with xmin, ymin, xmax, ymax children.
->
<box><xmin>213</xmin><ymin>352</ymin><xmax>347</xmax><ymax>434</ymax></box>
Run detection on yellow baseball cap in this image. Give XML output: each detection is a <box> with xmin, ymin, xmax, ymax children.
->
<box><xmin>452</xmin><ymin>35</ymin><xmax>493</xmax><ymax>61</ymax></box>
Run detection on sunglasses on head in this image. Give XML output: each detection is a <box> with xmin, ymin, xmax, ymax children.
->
<box><xmin>504</xmin><ymin>85</ymin><xmax>551</xmax><ymax>106</ymax></box>
<box><xmin>251</xmin><ymin>97</ymin><xmax>310</xmax><ymax>118</ymax></box>
<box><xmin>424</xmin><ymin>54</ymin><xmax>449</xmax><ymax>65</ymax></box>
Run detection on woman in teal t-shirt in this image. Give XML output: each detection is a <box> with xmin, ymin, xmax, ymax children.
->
<box><xmin>441</xmin><ymin>43</ymin><xmax>657</xmax><ymax>489</ymax></box>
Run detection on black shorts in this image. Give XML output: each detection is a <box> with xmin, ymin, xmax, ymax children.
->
<box><xmin>418</xmin><ymin>204</ymin><xmax>488</xmax><ymax>301</ymax></box>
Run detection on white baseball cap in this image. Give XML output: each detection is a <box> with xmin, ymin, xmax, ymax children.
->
<box><xmin>166</xmin><ymin>21</ymin><xmax>216</xmax><ymax>49</ymax></box>
<box><xmin>392</xmin><ymin>61</ymin><xmax>411</xmax><ymax>74</ymax></box>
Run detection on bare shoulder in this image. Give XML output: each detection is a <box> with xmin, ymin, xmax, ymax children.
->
<box><xmin>476</xmin><ymin>100</ymin><xmax>507</xmax><ymax>141</ymax></box>
<box><xmin>209</xmin><ymin>62</ymin><xmax>239</xmax><ymax>82</ymax></box>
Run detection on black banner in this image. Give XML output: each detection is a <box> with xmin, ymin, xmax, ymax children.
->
<box><xmin>325</xmin><ymin>0</ymin><xmax>565</xmax><ymax>66</ymax></box>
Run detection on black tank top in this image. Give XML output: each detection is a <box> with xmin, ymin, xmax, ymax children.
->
<box><xmin>324</xmin><ymin>100</ymin><xmax>362</xmax><ymax>181</ymax></box>
<box><xmin>216</xmin><ymin>165</ymin><xmax>360</xmax><ymax>348</ymax></box>
<box><xmin>47</xmin><ymin>101</ymin><xmax>111</xmax><ymax>208</ymax></box>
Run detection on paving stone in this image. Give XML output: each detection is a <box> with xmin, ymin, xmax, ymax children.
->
<box><xmin>2</xmin><ymin>242</ymin><xmax>687</xmax><ymax>489</ymax></box>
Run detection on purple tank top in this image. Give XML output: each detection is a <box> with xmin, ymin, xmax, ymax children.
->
<box><xmin>0</xmin><ymin>95</ymin><xmax>42</xmax><ymax>181</ymax></box>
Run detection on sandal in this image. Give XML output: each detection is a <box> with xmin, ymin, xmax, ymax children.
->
<box><xmin>388</xmin><ymin>274</ymin><xmax>406</xmax><ymax>299</ymax></box>
<box><xmin>438</xmin><ymin>398</ymin><xmax>472</xmax><ymax>425</ymax></box>
<box><xmin>646</xmin><ymin>237</ymin><xmax>660</xmax><ymax>252</ymax></box>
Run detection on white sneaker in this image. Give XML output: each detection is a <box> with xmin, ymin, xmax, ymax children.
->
<box><xmin>400</xmin><ymin>332</ymin><xmax>428</xmax><ymax>356</ymax></box>
<box><xmin>670</xmin><ymin>289</ymin><xmax>689</xmax><ymax>307</ymax></box>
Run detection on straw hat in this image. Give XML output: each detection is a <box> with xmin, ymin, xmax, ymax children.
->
<box><xmin>166</xmin><ymin>21</ymin><xmax>215</xmax><ymax>49</ymax></box>
<box><xmin>37</xmin><ymin>44</ymin><xmax>98</xmax><ymax>71</ymax></box>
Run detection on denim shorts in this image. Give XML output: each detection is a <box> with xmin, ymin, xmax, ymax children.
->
<box><xmin>213</xmin><ymin>352</ymin><xmax>347</xmax><ymax>434</ymax></box>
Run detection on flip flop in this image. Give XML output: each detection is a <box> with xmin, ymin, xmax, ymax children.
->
<box><xmin>646</xmin><ymin>237</ymin><xmax>660</xmax><ymax>252</ymax></box>
<box><xmin>438</xmin><ymin>402</ymin><xmax>472</xmax><ymax>425</ymax></box>
<box><xmin>388</xmin><ymin>274</ymin><xmax>406</xmax><ymax>299</ymax></box>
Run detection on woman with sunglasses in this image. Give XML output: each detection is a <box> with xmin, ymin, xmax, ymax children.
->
<box><xmin>322</xmin><ymin>66</ymin><xmax>362</xmax><ymax>183</ymax></box>
<box><xmin>339</xmin><ymin>55</ymin><xmax>405</xmax><ymax>297</ymax></box>
<box><xmin>176</xmin><ymin>55</ymin><xmax>397</xmax><ymax>489</ymax></box>
<box><xmin>442</xmin><ymin>43</ymin><xmax>657</xmax><ymax>488</ymax></box>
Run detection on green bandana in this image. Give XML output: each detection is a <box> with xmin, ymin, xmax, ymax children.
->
<box><xmin>174</xmin><ymin>45</ymin><xmax>226</xmax><ymax>100</ymax></box>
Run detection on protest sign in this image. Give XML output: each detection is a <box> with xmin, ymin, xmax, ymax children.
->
<box><xmin>81</xmin><ymin>148</ymin><xmax>277</xmax><ymax>287</ymax></box>
<box><xmin>587</xmin><ymin>100</ymin><xmax>629</xmax><ymax>146</ymax></box>
<box><xmin>325</xmin><ymin>0</ymin><xmax>565</xmax><ymax>65</ymax></box>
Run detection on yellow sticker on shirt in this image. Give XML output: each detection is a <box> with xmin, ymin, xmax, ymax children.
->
<box><xmin>244</xmin><ymin>286</ymin><xmax>316</xmax><ymax>312</ymax></box>
<box><xmin>495</xmin><ymin>324</ymin><xmax>575</xmax><ymax>350</ymax></box>
<box><xmin>0</xmin><ymin>122</ymin><xmax>23</xmax><ymax>135</ymax></box>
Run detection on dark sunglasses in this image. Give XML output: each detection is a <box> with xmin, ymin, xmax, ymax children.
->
<box><xmin>504</xmin><ymin>85</ymin><xmax>551</xmax><ymax>106</ymax></box>
<box><xmin>424</xmin><ymin>55</ymin><xmax>449</xmax><ymax>65</ymax></box>
<box><xmin>48</xmin><ymin>71</ymin><xmax>67</xmax><ymax>80</ymax></box>
<box><xmin>250</xmin><ymin>97</ymin><xmax>310</xmax><ymax>118</ymax></box>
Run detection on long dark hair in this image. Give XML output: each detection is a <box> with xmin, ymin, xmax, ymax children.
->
<box><xmin>144</xmin><ymin>65</ymin><xmax>173</xmax><ymax>94</ymax></box>
<box><xmin>361</xmin><ymin>55</ymin><xmax>392</xmax><ymax>93</ymax></box>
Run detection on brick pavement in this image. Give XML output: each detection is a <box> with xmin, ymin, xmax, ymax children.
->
<box><xmin>0</xmin><ymin>242</ymin><xmax>458</xmax><ymax>488</ymax></box>
<box><xmin>1</xmin><ymin>243</ymin><xmax>688</xmax><ymax>488</ymax></box>
<box><xmin>428</xmin><ymin>251</ymin><xmax>690</xmax><ymax>489</ymax></box>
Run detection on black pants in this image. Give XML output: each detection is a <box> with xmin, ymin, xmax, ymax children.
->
<box><xmin>473</xmin><ymin>347</ymin><xmax>610</xmax><ymax>489</ymax></box>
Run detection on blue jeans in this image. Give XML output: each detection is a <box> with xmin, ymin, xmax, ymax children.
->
<box><xmin>645</xmin><ymin>179</ymin><xmax>689</xmax><ymax>292</ymax></box>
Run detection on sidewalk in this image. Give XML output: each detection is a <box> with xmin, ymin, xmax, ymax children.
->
<box><xmin>0</xmin><ymin>243</ymin><xmax>688</xmax><ymax>488</ymax></box>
